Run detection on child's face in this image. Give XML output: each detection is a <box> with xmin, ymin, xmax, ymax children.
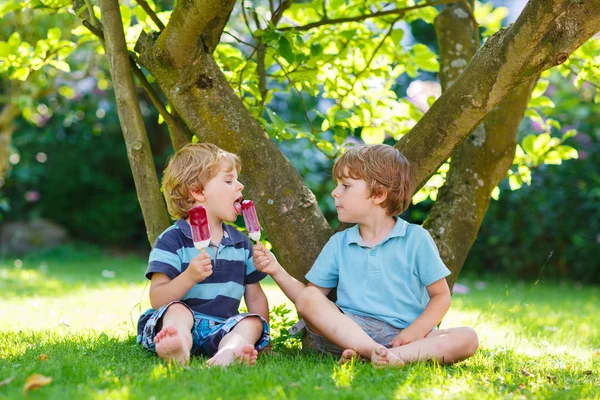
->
<box><xmin>331</xmin><ymin>168</ymin><xmax>376</xmax><ymax>223</ymax></box>
<box><xmin>197</xmin><ymin>160</ymin><xmax>244</xmax><ymax>223</ymax></box>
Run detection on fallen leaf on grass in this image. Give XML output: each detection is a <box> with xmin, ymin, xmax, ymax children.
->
<box><xmin>23</xmin><ymin>374</ymin><xmax>52</xmax><ymax>394</ymax></box>
<box><xmin>38</xmin><ymin>354</ymin><xmax>48</xmax><ymax>361</ymax></box>
<box><xmin>0</xmin><ymin>376</ymin><xmax>15</xmax><ymax>387</ymax></box>
<box><xmin>520</xmin><ymin>368</ymin><xmax>534</xmax><ymax>377</ymax></box>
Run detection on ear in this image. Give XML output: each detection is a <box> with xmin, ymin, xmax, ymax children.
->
<box><xmin>190</xmin><ymin>188</ymin><xmax>205</xmax><ymax>203</ymax></box>
<box><xmin>371</xmin><ymin>189</ymin><xmax>387</xmax><ymax>205</ymax></box>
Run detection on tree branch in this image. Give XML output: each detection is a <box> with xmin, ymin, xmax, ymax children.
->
<box><xmin>397</xmin><ymin>0</ymin><xmax>600</xmax><ymax>191</ymax></box>
<box><xmin>423</xmin><ymin>2</ymin><xmax>537</xmax><ymax>290</ymax></box>
<box><xmin>272</xmin><ymin>55</ymin><xmax>316</xmax><ymax>134</ymax></box>
<box><xmin>155</xmin><ymin>0</ymin><xmax>237</xmax><ymax>66</ymax></box>
<box><xmin>280</xmin><ymin>0</ymin><xmax>457</xmax><ymax>32</ymax></box>
<box><xmin>99</xmin><ymin>0</ymin><xmax>171</xmax><ymax>245</ymax></box>
<box><xmin>81</xmin><ymin>18</ymin><xmax>192</xmax><ymax>150</ymax></box>
<box><xmin>133</xmin><ymin>0</ymin><xmax>165</xmax><ymax>31</ymax></box>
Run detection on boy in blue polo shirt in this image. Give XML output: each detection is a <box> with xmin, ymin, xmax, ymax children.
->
<box><xmin>254</xmin><ymin>144</ymin><xmax>478</xmax><ymax>367</ymax></box>
<box><xmin>137</xmin><ymin>143</ymin><xmax>270</xmax><ymax>367</ymax></box>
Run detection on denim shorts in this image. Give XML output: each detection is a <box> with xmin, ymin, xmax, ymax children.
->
<box><xmin>304</xmin><ymin>308</ymin><xmax>403</xmax><ymax>356</ymax></box>
<box><xmin>137</xmin><ymin>301</ymin><xmax>270</xmax><ymax>357</ymax></box>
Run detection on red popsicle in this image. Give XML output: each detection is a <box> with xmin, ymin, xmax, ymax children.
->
<box><xmin>189</xmin><ymin>205</ymin><xmax>210</xmax><ymax>251</ymax></box>
<box><xmin>241</xmin><ymin>200</ymin><xmax>261</xmax><ymax>242</ymax></box>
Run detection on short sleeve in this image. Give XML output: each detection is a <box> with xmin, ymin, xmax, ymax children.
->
<box><xmin>244</xmin><ymin>238</ymin><xmax>267</xmax><ymax>285</ymax></box>
<box><xmin>414</xmin><ymin>231</ymin><xmax>451</xmax><ymax>286</ymax></box>
<box><xmin>305</xmin><ymin>235</ymin><xmax>339</xmax><ymax>288</ymax></box>
<box><xmin>145</xmin><ymin>236</ymin><xmax>182</xmax><ymax>280</ymax></box>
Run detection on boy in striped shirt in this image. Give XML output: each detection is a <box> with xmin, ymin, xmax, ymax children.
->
<box><xmin>137</xmin><ymin>143</ymin><xmax>270</xmax><ymax>366</ymax></box>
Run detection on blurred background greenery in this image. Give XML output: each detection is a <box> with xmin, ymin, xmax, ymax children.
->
<box><xmin>1</xmin><ymin>0</ymin><xmax>598</xmax><ymax>283</ymax></box>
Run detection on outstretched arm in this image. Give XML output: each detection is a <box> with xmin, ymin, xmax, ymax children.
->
<box><xmin>253</xmin><ymin>243</ymin><xmax>309</xmax><ymax>303</ymax></box>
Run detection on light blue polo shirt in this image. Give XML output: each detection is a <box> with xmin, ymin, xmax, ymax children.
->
<box><xmin>305</xmin><ymin>217</ymin><xmax>451</xmax><ymax>329</ymax></box>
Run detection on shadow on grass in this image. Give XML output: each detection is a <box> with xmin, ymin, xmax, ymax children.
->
<box><xmin>0</xmin><ymin>244</ymin><xmax>147</xmax><ymax>299</ymax></box>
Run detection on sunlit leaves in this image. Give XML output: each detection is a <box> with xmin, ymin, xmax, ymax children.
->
<box><xmin>0</xmin><ymin>29</ymin><xmax>75</xmax><ymax>81</ymax></box>
<box><xmin>474</xmin><ymin>1</ymin><xmax>509</xmax><ymax>37</ymax></box>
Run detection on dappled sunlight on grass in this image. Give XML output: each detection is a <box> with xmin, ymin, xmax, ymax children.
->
<box><xmin>1</xmin><ymin>249</ymin><xmax>599</xmax><ymax>398</ymax></box>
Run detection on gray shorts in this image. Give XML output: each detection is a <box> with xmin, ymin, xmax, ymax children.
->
<box><xmin>302</xmin><ymin>308</ymin><xmax>403</xmax><ymax>356</ymax></box>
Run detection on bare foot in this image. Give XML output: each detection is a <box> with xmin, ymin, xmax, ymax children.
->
<box><xmin>370</xmin><ymin>345</ymin><xmax>404</xmax><ymax>367</ymax></box>
<box><xmin>154</xmin><ymin>325</ymin><xmax>192</xmax><ymax>366</ymax></box>
<box><xmin>207</xmin><ymin>344</ymin><xmax>258</xmax><ymax>367</ymax></box>
<box><xmin>339</xmin><ymin>349</ymin><xmax>358</xmax><ymax>365</ymax></box>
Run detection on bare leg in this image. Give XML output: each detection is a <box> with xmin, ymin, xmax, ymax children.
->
<box><xmin>296</xmin><ymin>287</ymin><xmax>404</xmax><ymax>367</ymax></box>
<box><xmin>154</xmin><ymin>303</ymin><xmax>194</xmax><ymax>366</ymax></box>
<box><xmin>388</xmin><ymin>327</ymin><xmax>478</xmax><ymax>364</ymax></box>
<box><xmin>207</xmin><ymin>316</ymin><xmax>262</xmax><ymax>367</ymax></box>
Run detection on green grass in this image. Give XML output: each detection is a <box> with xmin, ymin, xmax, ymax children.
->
<box><xmin>1</xmin><ymin>246</ymin><xmax>599</xmax><ymax>399</ymax></box>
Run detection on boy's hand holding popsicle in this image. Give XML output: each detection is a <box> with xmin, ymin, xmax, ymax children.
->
<box><xmin>187</xmin><ymin>205</ymin><xmax>213</xmax><ymax>282</ymax></box>
<box><xmin>240</xmin><ymin>200</ymin><xmax>280</xmax><ymax>276</ymax></box>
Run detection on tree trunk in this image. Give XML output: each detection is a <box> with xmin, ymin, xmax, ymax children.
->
<box><xmin>131</xmin><ymin>0</ymin><xmax>598</xmax><ymax>279</ymax></box>
<box><xmin>396</xmin><ymin>0</ymin><xmax>600</xmax><ymax>191</ymax></box>
<box><xmin>136</xmin><ymin>31</ymin><xmax>333</xmax><ymax>279</ymax></box>
<box><xmin>0</xmin><ymin>104</ymin><xmax>19</xmax><ymax>181</ymax></box>
<box><xmin>99</xmin><ymin>0</ymin><xmax>170</xmax><ymax>245</ymax></box>
<box><xmin>423</xmin><ymin>2</ymin><xmax>538</xmax><ymax>290</ymax></box>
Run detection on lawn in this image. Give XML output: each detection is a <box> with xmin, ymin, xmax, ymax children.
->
<box><xmin>0</xmin><ymin>245</ymin><xmax>598</xmax><ymax>399</ymax></box>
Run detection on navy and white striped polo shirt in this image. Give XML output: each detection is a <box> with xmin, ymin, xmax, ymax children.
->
<box><xmin>144</xmin><ymin>219</ymin><xmax>267</xmax><ymax>321</ymax></box>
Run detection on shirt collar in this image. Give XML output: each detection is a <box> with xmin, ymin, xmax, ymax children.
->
<box><xmin>347</xmin><ymin>217</ymin><xmax>408</xmax><ymax>245</ymax></box>
<box><xmin>176</xmin><ymin>219</ymin><xmax>244</xmax><ymax>245</ymax></box>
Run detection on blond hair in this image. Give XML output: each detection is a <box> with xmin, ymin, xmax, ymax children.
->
<box><xmin>333</xmin><ymin>144</ymin><xmax>414</xmax><ymax>215</ymax></box>
<box><xmin>162</xmin><ymin>143</ymin><xmax>241</xmax><ymax>219</ymax></box>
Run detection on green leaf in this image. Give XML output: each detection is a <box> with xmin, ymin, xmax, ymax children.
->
<box><xmin>491</xmin><ymin>186</ymin><xmax>500</xmax><ymax>201</ymax></box>
<box><xmin>508</xmin><ymin>174</ymin><xmax>523</xmax><ymax>191</ymax></box>
<box><xmin>412</xmin><ymin>44</ymin><xmax>439</xmax><ymax>72</ymax></box>
<box><xmin>0</xmin><ymin>42</ymin><xmax>10</xmax><ymax>57</ymax></box>
<box><xmin>49</xmin><ymin>60</ymin><xmax>70</xmax><ymax>72</ymax></box>
<box><xmin>531</xmin><ymin>79</ymin><xmax>549</xmax><ymax>99</ymax></box>
<box><xmin>391</xmin><ymin>29</ymin><xmax>404</xmax><ymax>46</ymax></box>
<box><xmin>278</xmin><ymin>36</ymin><xmax>295</xmax><ymax>64</ymax></box>
<box><xmin>47</xmin><ymin>27</ymin><xmax>62</xmax><ymax>45</ymax></box>
<box><xmin>266</xmin><ymin>108</ymin><xmax>285</xmax><ymax>131</ymax></box>
<box><xmin>521</xmin><ymin>134</ymin><xmax>536</xmax><ymax>156</ymax></box>
<box><xmin>362</xmin><ymin>127</ymin><xmax>385</xmax><ymax>144</ymax></box>
<box><xmin>316</xmin><ymin>140</ymin><xmax>335</xmax><ymax>157</ymax></box>
<box><xmin>528</xmin><ymin>95</ymin><xmax>555</xmax><ymax>108</ymax></box>
<box><xmin>8</xmin><ymin>32</ymin><xmax>20</xmax><ymax>47</ymax></box>
<box><xmin>562</xmin><ymin>129</ymin><xmax>577</xmax><ymax>141</ymax></box>
<box><xmin>333</xmin><ymin>109</ymin><xmax>352</xmax><ymax>122</ymax></box>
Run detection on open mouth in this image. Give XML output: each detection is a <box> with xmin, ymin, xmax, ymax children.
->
<box><xmin>234</xmin><ymin>196</ymin><xmax>243</xmax><ymax>215</ymax></box>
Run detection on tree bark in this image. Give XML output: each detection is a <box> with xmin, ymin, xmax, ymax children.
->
<box><xmin>99</xmin><ymin>0</ymin><xmax>170</xmax><ymax>245</ymax></box>
<box><xmin>396</xmin><ymin>0</ymin><xmax>600</xmax><ymax>191</ymax></box>
<box><xmin>133</xmin><ymin>0</ymin><xmax>599</xmax><ymax>280</ymax></box>
<box><xmin>423</xmin><ymin>3</ymin><xmax>538</xmax><ymax>290</ymax></box>
<box><xmin>0</xmin><ymin>104</ymin><xmax>19</xmax><ymax>181</ymax></box>
<box><xmin>136</xmin><ymin>29</ymin><xmax>333</xmax><ymax>279</ymax></box>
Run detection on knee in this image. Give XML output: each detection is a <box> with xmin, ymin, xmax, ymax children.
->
<box><xmin>295</xmin><ymin>286</ymin><xmax>324</xmax><ymax>316</ymax></box>
<box><xmin>461</xmin><ymin>327</ymin><xmax>479</xmax><ymax>356</ymax></box>
<box><xmin>243</xmin><ymin>316</ymin><xmax>264</xmax><ymax>330</ymax></box>
<box><xmin>164</xmin><ymin>302</ymin><xmax>190</xmax><ymax>317</ymax></box>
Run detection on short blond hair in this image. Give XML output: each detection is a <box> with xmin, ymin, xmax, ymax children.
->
<box><xmin>162</xmin><ymin>143</ymin><xmax>241</xmax><ymax>219</ymax></box>
<box><xmin>333</xmin><ymin>144</ymin><xmax>414</xmax><ymax>216</ymax></box>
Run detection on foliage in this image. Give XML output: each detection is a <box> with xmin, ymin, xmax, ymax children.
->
<box><xmin>466</xmin><ymin>71</ymin><xmax>600</xmax><ymax>282</ymax></box>
<box><xmin>1</xmin><ymin>249</ymin><xmax>599</xmax><ymax>398</ymax></box>
<box><xmin>0</xmin><ymin>89</ymin><xmax>169</xmax><ymax>245</ymax></box>
<box><xmin>268</xmin><ymin>303</ymin><xmax>302</xmax><ymax>352</ymax></box>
